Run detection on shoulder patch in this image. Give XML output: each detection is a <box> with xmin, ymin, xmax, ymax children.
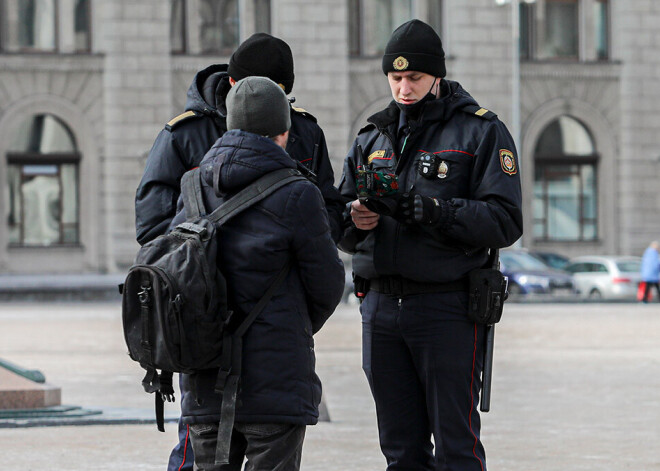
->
<box><xmin>291</xmin><ymin>106</ymin><xmax>317</xmax><ymax>123</ymax></box>
<box><xmin>462</xmin><ymin>105</ymin><xmax>497</xmax><ymax>120</ymax></box>
<box><xmin>166</xmin><ymin>110</ymin><xmax>200</xmax><ymax>130</ymax></box>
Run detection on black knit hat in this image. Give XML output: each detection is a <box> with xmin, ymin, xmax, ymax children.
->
<box><xmin>382</xmin><ymin>19</ymin><xmax>446</xmax><ymax>78</ymax></box>
<box><xmin>228</xmin><ymin>33</ymin><xmax>295</xmax><ymax>94</ymax></box>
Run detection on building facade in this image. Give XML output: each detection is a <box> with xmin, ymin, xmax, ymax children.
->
<box><xmin>0</xmin><ymin>0</ymin><xmax>658</xmax><ymax>275</ymax></box>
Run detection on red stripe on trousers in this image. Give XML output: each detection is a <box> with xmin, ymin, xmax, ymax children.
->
<box><xmin>469</xmin><ymin>324</ymin><xmax>485</xmax><ymax>471</ymax></box>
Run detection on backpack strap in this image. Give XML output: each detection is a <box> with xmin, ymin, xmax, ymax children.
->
<box><xmin>213</xmin><ymin>260</ymin><xmax>291</xmax><ymax>465</ymax></box>
<box><xmin>180</xmin><ymin>167</ymin><xmax>206</xmax><ymax>219</ymax></box>
<box><xmin>181</xmin><ymin>167</ymin><xmax>305</xmax><ymax>223</ymax></box>
<box><xmin>208</xmin><ymin>168</ymin><xmax>306</xmax><ymax>225</ymax></box>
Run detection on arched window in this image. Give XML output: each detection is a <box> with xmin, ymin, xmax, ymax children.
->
<box><xmin>533</xmin><ymin>116</ymin><xmax>598</xmax><ymax>241</ymax></box>
<box><xmin>6</xmin><ymin>114</ymin><xmax>80</xmax><ymax>246</ymax></box>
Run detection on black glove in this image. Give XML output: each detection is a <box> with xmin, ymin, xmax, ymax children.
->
<box><xmin>362</xmin><ymin>193</ymin><xmax>455</xmax><ymax>227</ymax></box>
<box><xmin>360</xmin><ymin>195</ymin><xmax>400</xmax><ymax>217</ymax></box>
<box><xmin>394</xmin><ymin>194</ymin><xmax>455</xmax><ymax>226</ymax></box>
<box><xmin>412</xmin><ymin>194</ymin><xmax>454</xmax><ymax>225</ymax></box>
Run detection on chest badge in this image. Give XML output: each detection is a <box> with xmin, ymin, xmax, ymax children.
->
<box><xmin>437</xmin><ymin>161</ymin><xmax>449</xmax><ymax>179</ymax></box>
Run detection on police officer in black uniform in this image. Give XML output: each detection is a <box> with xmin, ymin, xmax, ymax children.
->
<box><xmin>338</xmin><ymin>20</ymin><xmax>523</xmax><ymax>471</ymax></box>
<box><xmin>136</xmin><ymin>33</ymin><xmax>343</xmax><ymax>246</ymax></box>
<box><xmin>135</xmin><ymin>33</ymin><xmax>344</xmax><ymax>471</ymax></box>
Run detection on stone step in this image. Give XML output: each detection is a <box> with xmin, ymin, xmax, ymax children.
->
<box><xmin>0</xmin><ymin>365</ymin><xmax>61</xmax><ymax>410</ymax></box>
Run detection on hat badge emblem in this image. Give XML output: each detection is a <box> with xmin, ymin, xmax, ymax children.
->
<box><xmin>393</xmin><ymin>56</ymin><xmax>409</xmax><ymax>71</ymax></box>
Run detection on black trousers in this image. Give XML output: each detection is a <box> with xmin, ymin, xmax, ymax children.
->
<box><xmin>189</xmin><ymin>422</ymin><xmax>305</xmax><ymax>471</ymax></box>
<box><xmin>361</xmin><ymin>290</ymin><xmax>487</xmax><ymax>471</ymax></box>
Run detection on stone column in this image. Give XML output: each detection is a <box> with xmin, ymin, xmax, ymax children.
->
<box><xmin>99</xmin><ymin>1</ymin><xmax>173</xmax><ymax>271</ymax></box>
<box><xmin>616</xmin><ymin>1</ymin><xmax>660</xmax><ymax>254</ymax></box>
<box><xmin>274</xmin><ymin>0</ymin><xmax>351</xmax><ymax>175</ymax></box>
<box><xmin>447</xmin><ymin>0</ymin><xmax>514</xmax><ymax>129</ymax></box>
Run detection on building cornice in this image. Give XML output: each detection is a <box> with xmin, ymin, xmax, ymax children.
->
<box><xmin>521</xmin><ymin>61</ymin><xmax>623</xmax><ymax>80</ymax></box>
<box><xmin>0</xmin><ymin>53</ymin><xmax>104</xmax><ymax>72</ymax></box>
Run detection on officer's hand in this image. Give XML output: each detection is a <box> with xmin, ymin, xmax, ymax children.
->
<box><xmin>392</xmin><ymin>194</ymin><xmax>455</xmax><ymax>226</ymax></box>
<box><xmin>351</xmin><ymin>199</ymin><xmax>380</xmax><ymax>230</ymax></box>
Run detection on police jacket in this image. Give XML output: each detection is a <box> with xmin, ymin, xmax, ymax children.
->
<box><xmin>172</xmin><ymin>130</ymin><xmax>344</xmax><ymax>425</ymax></box>
<box><xmin>135</xmin><ymin>64</ymin><xmax>344</xmax><ymax>245</ymax></box>
<box><xmin>338</xmin><ymin>80</ymin><xmax>523</xmax><ymax>283</ymax></box>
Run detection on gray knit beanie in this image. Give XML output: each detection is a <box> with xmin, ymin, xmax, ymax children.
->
<box><xmin>226</xmin><ymin>76</ymin><xmax>291</xmax><ymax>137</ymax></box>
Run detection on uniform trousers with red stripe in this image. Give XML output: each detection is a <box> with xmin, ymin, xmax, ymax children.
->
<box><xmin>361</xmin><ymin>290</ymin><xmax>487</xmax><ymax>471</ymax></box>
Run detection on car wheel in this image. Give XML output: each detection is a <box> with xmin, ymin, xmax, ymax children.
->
<box><xmin>588</xmin><ymin>288</ymin><xmax>603</xmax><ymax>301</ymax></box>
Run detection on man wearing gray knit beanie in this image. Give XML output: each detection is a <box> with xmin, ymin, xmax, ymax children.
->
<box><xmin>169</xmin><ymin>74</ymin><xmax>344</xmax><ymax>471</ymax></box>
<box><xmin>226</xmin><ymin>76</ymin><xmax>291</xmax><ymax>139</ymax></box>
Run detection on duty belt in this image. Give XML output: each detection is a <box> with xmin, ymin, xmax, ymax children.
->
<box><xmin>370</xmin><ymin>275</ymin><xmax>468</xmax><ymax>296</ymax></box>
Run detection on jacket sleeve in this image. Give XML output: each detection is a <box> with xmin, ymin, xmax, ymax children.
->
<box><xmin>336</xmin><ymin>139</ymin><xmax>369</xmax><ymax>254</ymax></box>
<box><xmin>311</xmin><ymin>128</ymin><xmax>346</xmax><ymax>243</ymax></box>
<box><xmin>135</xmin><ymin>128</ymin><xmax>188</xmax><ymax>245</ymax></box>
<box><xmin>289</xmin><ymin>183</ymin><xmax>345</xmax><ymax>333</ymax></box>
<box><xmin>443</xmin><ymin>120</ymin><xmax>523</xmax><ymax>248</ymax></box>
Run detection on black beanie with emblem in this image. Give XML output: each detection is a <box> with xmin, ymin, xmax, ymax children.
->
<box><xmin>382</xmin><ymin>19</ymin><xmax>446</xmax><ymax>78</ymax></box>
<box><xmin>228</xmin><ymin>33</ymin><xmax>295</xmax><ymax>94</ymax></box>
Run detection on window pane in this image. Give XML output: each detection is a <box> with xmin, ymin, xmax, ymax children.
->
<box><xmin>519</xmin><ymin>3</ymin><xmax>533</xmax><ymax>60</ymax></box>
<box><xmin>2</xmin><ymin>0</ymin><xmax>56</xmax><ymax>52</ymax></box>
<box><xmin>74</xmin><ymin>0</ymin><xmax>91</xmax><ymax>52</ymax></box>
<box><xmin>171</xmin><ymin>0</ymin><xmax>186</xmax><ymax>53</ymax></box>
<box><xmin>583</xmin><ymin>222</ymin><xmax>597</xmax><ymax>240</ymax></box>
<box><xmin>535</xmin><ymin>116</ymin><xmax>594</xmax><ymax>157</ymax></box>
<box><xmin>532</xmin><ymin>173</ymin><xmax>545</xmax><ymax>238</ymax></box>
<box><xmin>254</xmin><ymin>0</ymin><xmax>271</xmax><ymax>33</ymax></box>
<box><xmin>581</xmin><ymin>164</ymin><xmax>596</xmax><ymax>219</ymax></box>
<box><xmin>594</xmin><ymin>0</ymin><xmax>609</xmax><ymax>60</ymax></box>
<box><xmin>428</xmin><ymin>0</ymin><xmax>443</xmax><ymax>39</ymax></box>
<box><xmin>348</xmin><ymin>0</ymin><xmax>360</xmax><ymax>56</ymax></box>
<box><xmin>199</xmin><ymin>0</ymin><xmax>239</xmax><ymax>54</ymax></box>
<box><xmin>362</xmin><ymin>0</ymin><xmax>413</xmax><ymax>56</ymax></box>
<box><xmin>21</xmin><ymin>173</ymin><xmax>61</xmax><ymax>246</ymax></box>
<box><xmin>10</xmin><ymin>114</ymin><xmax>77</xmax><ymax>153</ymax></box>
<box><xmin>546</xmin><ymin>166</ymin><xmax>580</xmax><ymax>240</ymax></box>
<box><xmin>541</xmin><ymin>0</ymin><xmax>578</xmax><ymax>59</ymax></box>
<box><xmin>7</xmin><ymin>165</ymin><xmax>22</xmax><ymax>244</ymax></box>
<box><xmin>61</xmin><ymin>164</ymin><xmax>79</xmax><ymax>243</ymax></box>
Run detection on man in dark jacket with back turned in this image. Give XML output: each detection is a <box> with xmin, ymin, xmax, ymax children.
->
<box><xmin>135</xmin><ymin>33</ymin><xmax>343</xmax><ymax>245</ymax></box>
<box><xmin>135</xmin><ymin>33</ymin><xmax>344</xmax><ymax>471</ymax></box>
<box><xmin>338</xmin><ymin>20</ymin><xmax>522</xmax><ymax>471</ymax></box>
<box><xmin>172</xmin><ymin>76</ymin><xmax>344</xmax><ymax>470</ymax></box>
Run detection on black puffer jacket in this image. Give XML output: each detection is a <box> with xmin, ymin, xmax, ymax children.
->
<box><xmin>135</xmin><ymin>64</ymin><xmax>344</xmax><ymax>245</ymax></box>
<box><xmin>172</xmin><ymin>130</ymin><xmax>344</xmax><ymax>425</ymax></box>
<box><xmin>338</xmin><ymin>80</ymin><xmax>523</xmax><ymax>282</ymax></box>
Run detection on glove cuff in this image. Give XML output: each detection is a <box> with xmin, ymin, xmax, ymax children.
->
<box><xmin>414</xmin><ymin>195</ymin><xmax>456</xmax><ymax>227</ymax></box>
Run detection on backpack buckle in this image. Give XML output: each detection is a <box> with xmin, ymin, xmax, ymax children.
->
<box><xmin>138</xmin><ymin>284</ymin><xmax>151</xmax><ymax>304</ymax></box>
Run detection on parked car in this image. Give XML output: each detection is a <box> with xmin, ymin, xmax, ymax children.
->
<box><xmin>499</xmin><ymin>249</ymin><xmax>577</xmax><ymax>300</ymax></box>
<box><xmin>529</xmin><ymin>251</ymin><xmax>570</xmax><ymax>271</ymax></box>
<box><xmin>564</xmin><ymin>256</ymin><xmax>642</xmax><ymax>301</ymax></box>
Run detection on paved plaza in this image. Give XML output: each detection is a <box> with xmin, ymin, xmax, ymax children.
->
<box><xmin>1</xmin><ymin>300</ymin><xmax>659</xmax><ymax>470</ymax></box>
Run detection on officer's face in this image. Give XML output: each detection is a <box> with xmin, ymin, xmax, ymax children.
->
<box><xmin>387</xmin><ymin>71</ymin><xmax>437</xmax><ymax>105</ymax></box>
